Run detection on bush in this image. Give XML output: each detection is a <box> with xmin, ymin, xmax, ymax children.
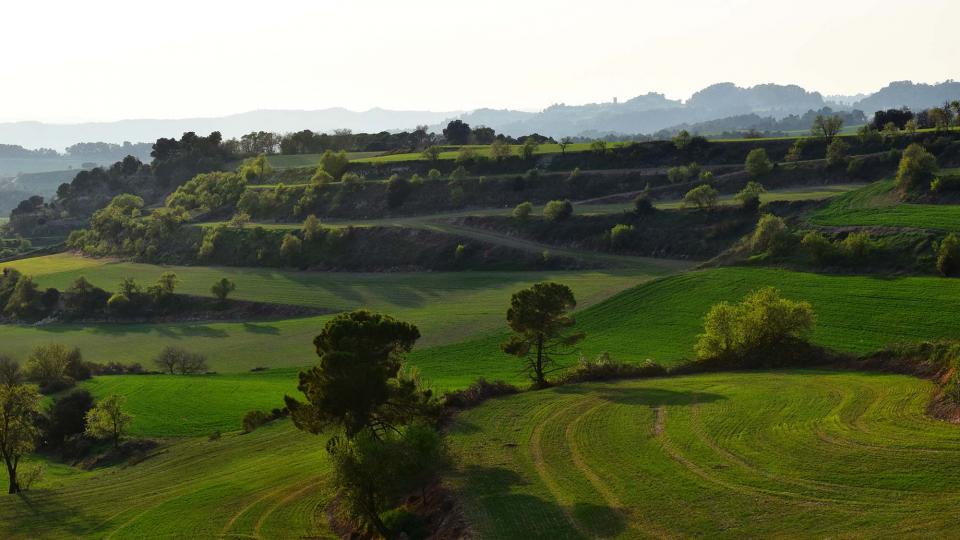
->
<box><xmin>682</xmin><ymin>184</ymin><xmax>719</xmax><ymax>211</ymax></box>
<box><xmin>556</xmin><ymin>353</ymin><xmax>667</xmax><ymax>384</ymax></box>
<box><xmin>937</xmin><ymin>233</ymin><xmax>960</xmax><ymax>276</ymax></box>
<box><xmin>825</xmin><ymin>138</ymin><xmax>849</xmax><ymax>168</ymax></box>
<box><xmin>242</xmin><ymin>410</ymin><xmax>272</xmax><ymax>433</ymax></box>
<box><xmin>896</xmin><ymin>143</ymin><xmax>938</xmax><ymax>193</ymax></box>
<box><xmin>745</xmin><ymin>148</ymin><xmax>773</xmax><ymax>178</ymax></box>
<box><xmin>695</xmin><ymin>287</ymin><xmax>816</xmax><ymax>366</ymax></box>
<box><xmin>426</xmin><ymin>169</ymin><xmax>441</xmax><ymax>181</ymax></box>
<box><xmin>735</xmin><ymin>181</ymin><xmax>765</xmax><ymax>212</ymax></box>
<box><xmin>750</xmin><ymin>214</ymin><xmax>789</xmax><ymax>254</ymax></box>
<box><xmin>839</xmin><ymin>231</ymin><xmax>874</xmax><ymax>260</ymax></box>
<box><xmin>801</xmin><ymin>231</ymin><xmax>835</xmax><ymax>265</ymax></box>
<box><xmin>512</xmin><ymin>201</ymin><xmax>533</xmax><ymax>221</ymax></box>
<box><xmin>609</xmin><ymin>224</ymin><xmax>635</xmax><ymax>250</ymax></box>
<box><xmin>543</xmin><ymin>200</ymin><xmax>573</xmax><ymax>222</ymax></box>
<box><xmin>633</xmin><ymin>193</ymin><xmax>654</xmax><ymax>215</ymax></box>
<box><xmin>442</xmin><ymin>378</ymin><xmax>519</xmax><ymax>409</ymax></box>
<box><xmin>45</xmin><ymin>389</ymin><xmax>95</xmax><ymax>449</ymax></box>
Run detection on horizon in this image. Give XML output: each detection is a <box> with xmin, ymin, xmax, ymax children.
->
<box><xmin>3</xmin><ymin>0</ymin><xmax>958</xmax><ymax>123</ymax></box>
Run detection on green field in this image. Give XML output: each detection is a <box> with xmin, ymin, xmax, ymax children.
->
<box><xmin>0</xmin><ymin>421</ymin><xmax>335</xmax><ymax>539</ymax></box>
<box><xmin>351</xmin><ymin>142</ymin><xmax>630</xmax><ymax>164</ymax></box>
<box><xmin>265</xmin><ymin>151</ymin><xmax>384</xmax><ymax>169</ymax></box>
<box><xmin>448</xmin><ymin>370</ymin><xmax>960</xmax><ymax>537</ymax></box>
<box><xmin>811</xmin><ymin>177</ymin><xmax>960</xmax><ymax>231</ymax></box>
<box><xmin>30</xmin><ymin>264</ymin><xmax>960</xmax><ymax>439</ymax></box>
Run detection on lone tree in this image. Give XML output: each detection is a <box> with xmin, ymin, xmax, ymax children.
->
<box><xmin>683</xmin><ymin>184</ymin><xmax>719</xmax><ymax>211</ymax></box>
<box><xmin>84</xmin><ymin>394</ymin><xmax>133</xmax><ymax>449</ymax></box>
<box><xmin>421</xmin><ymin>145</ymin><xmax>442</xmax><ymax>162</ymax></box>
<box><xmin>211</xmin><ymin>278</ymin><xmax>236</xmax><ymax>305</ymax></box>
<box><xmin>811</xmin><ymin>114</ymin><xmax>844</xmax><ymax>142</ymax></box>
<box><xmin>442</xmin><ymin>120</ymin><xmax>471</xmax><ymax>145</ymax></box>
<box><xmin>502</xmin><ymin>282</ymin><xmax>585</xmax><ymax>387</ymax></box>
<box><xmin>153</xmin><ymin>346</ymin><xmax>208</xmax><ymax>375</ymax></box>
<box><xmin>744</xmin><ymin>148</ymin><xmax>773</xmax><ymax>178</ymax></box>
<box><xmin>285</xmin><ymin>310</ymin><xmax>432</xmax><ymax>438</ymax></box>
<box><xmin>735</xmin><ymin>181</ymin><xmax>766</xmax><ymax>211</ymax></box>
<box><xmin>490</xmin><ymin>139</ymin><xmax>512</xmax><ymax>162</ymax></box>
<box><xmin>1</xmin><ymin>382</ymin><xmax>41</xmax><ymax>494</ymax></box>
<box><xmin>896</xmin><ymin>143</ymin><xmax>938</xmax><ymax>193</ymax></box>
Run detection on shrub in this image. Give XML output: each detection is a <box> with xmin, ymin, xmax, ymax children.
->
<box><xmin>512</xmin><ymin>201</ymin><xmax>533</xmax><ymax>221</ymax></box>
<box><xmin>26</xmin><ymin>344</ymin><xmax>84</xmax><ymax>393</ymax></box>
<box><xmin>556</xmin><ymin>353</ymin><xmax>667</xmax><ymax>384</ymax></box>
<box><xmin>386</xmin><ymin>175</ymin><xmax>412</xmax><ymax>208</ymax></box>
<box><xmin>44</xmin><ymin>389</ymin><xmax>95</xmax><ymax>448</ymax></box>
<box><xmin>695</xmin><ymin>287</ymin><xmax>816</xmax><ymax>366</ymax></box>
<box><xmin>633</xmin><ymin>193</ymin><xmax>654</xmax><ymax>215</ymax></box>
<box><xmin>211</xmin><ymin>278</ymin><xmax>236</xmax><ymax>304</ymax></box>
<box><xmin>63</xmin><ymin>277</ymin><xmax>109</xmax><ymax>316</ymax></box>
<box><xmin>280</xmin><ymin>233</ymin><xmax>302</xmax><ymax>264</ymax></box>
<box><xmin>745</xmin><ymin>148</ymin><xmax>773</xmax><ymax>178</ymax></box>
<box><xmin>735</xmin><ymin>181</ymin><xmax>765</xmax><ymax>212</ymax></box>
<box><xmin>317</xmin><ymin>150</ymin><xmax>350</xmax><ymax>180</ymax></box>
<box><xmin>543</xmin><ymin>199</ymin><xmax>573</xmax><ymax>222</ymax></box>
<box><xmin>937</xmin><ymin>233</ymin><xmax>960</xmax><ymax>276</ymax></box>
<box><xmin>682</xmin><ymin>184</ymin><xmax>719</xmax><ymax>211</ymax></box>
<box><xmin>784</xmin><ymin>139</ymin><xmax>806</xmax><ymax>162</ymax></box>
<box><xmin>801</xmin><ymin>231</ymin><xmax>835</xmax><ymax>265</ymax></box>
<box><xmin>826</xmin><ymin>138</ymin><xmax>849</xmax><ymax>168</ymax></box>
<box><xmin>839</xmin><ymin>231</ymin><xmax>874</xmax><ymax>260</ymax></box>
<box><xmin>442</xmin><ymin>378</ymin><xmax>519</xmax><ymax>409</ymax></box>
<box><xmin>750</xmin><ymin>214</ymin><xmax>789</xmax><ymax>255</ymax></box>
<box><xmin>242</xmin><ymin>410</ymin><xmax>272</xmax><ymax>433</ymax></box>
<box><xmin>454</xmin><ymin>243</ymin><xmax>467</xmax><ymax>262</ymax></box>
<box><xmin>426</xmin><ymin>169</ymin><xmax>441</xmax><ymax>181</ymax></box>
<box><xmin>609</xmin><ymin>224</ymin><xmax>635</xmax><ymax>250</ymax></box>
<box><xmin>896</xmin><ymin>143</ymin><xmax>938</xmax><ymax>193</ymax></box>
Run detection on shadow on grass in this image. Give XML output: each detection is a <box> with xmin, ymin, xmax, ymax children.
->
<box><xmin>242</xmin><ymin>322</ymin><xmax>280</xmax><ymax>335</ymax></box>
<box><xmin>553</xmin><ymin>384</ymin><xmax>725</xmax><ymax>407</ymax></box>
<box><xmin>6</xmin><ymin>490</ymin><xmax>101</xmax><ymax>537</ymax></box>
<box><xmin>456</xmin><ymin>465</ymin><xmax>624</xmax><ymax>540</ymax></box>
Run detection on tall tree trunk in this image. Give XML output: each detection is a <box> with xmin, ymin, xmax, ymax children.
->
<box><xmin>4</xmin><ymin>457</ymin><xmax>19</xmax><ymax>494</ymax></box>
<box><xmin>535</xmin><ymin>334</ymin><xmax>544</xmax><ymax>385</ymax></box>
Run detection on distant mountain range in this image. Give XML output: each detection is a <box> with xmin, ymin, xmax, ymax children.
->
<box><xmin>1</xmin><ymin>80</ymin><xmax>957</xmax><ymax>150</ymax></box>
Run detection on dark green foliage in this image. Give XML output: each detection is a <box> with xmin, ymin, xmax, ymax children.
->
<box><xmin>556</xmin><ymin>353</ymin><xmax>667</xmax><ymax>384</ymax></box>
<box><xmin>801</xmin><ymin>231</ymin><xmax>836</xmax><ymax>265</ymax></box>
<box><xmin>63</xmin><ymin>277</ymin><xmax>109</xmax><ymax>316</ymax></box>
<box><xmin>151</xmin><ymin>131</ymin><xmax>234</xmax><ymax>187</ymax></box>
<box><xmin>682</xmin><ymin>184</ymin><xmax>719</xmax><ymax>211</ymax></box>
<box><xmin>750</xmin><ymin>214</ymin><xmax>790</xmax><ymax>255</ymax></box>
<box><xmin>386</xmin><ymin>175</ymin><xmax>412</xmax><ymax>209</ymax></box>
<box><xmin>442</xmin><ymin>378</ymin><xmax>520</xmax><ymax>409</ymax></box>
<box><xmin>543</xmin><ymin>199</ymin><xmax>573</xmax><ymax>222</ymax></box>
<box><xmin>512</xmin><ymin>201</ymin><xmax>533</xmax><ymax>221</ymax></box>
<box><xmin>211</xmin><ymin>278</ymin><xmax>236</xmax><ymax>304</ymax></box>
<box><xmin>285</xmin><ymin>310</ymin><xmax>431</xmax><ymax>438</ymax></box>
<box><xmin>633</xmin><ymin>193</ymin><xmax>654</xmax><ymax>215</ymax></box>
<box><xmin>826</xmin><ymin>138</ymin><xmax>849</xmax><ymax>168</ymax></box>
<box><xmin>44</xmin><ymin>389</ymin><xmax>95</xmax><ymax>449</ymax></box>
<box><xmin>896</xmin><ymin>143</ymin><xmax>938</xmax><ymax>193</ymax></box>
<box><xmin>0</xmin><ymin>357</ymin><xmax>22</xmax><ymax>387</ymax></box>
<box><xmin>3</xmin><ymin>276</ymin><xmax>43</xmax><ymax>320</ymax></box>
<box><xmin>165</xmin><ymin>171</ymin><xmax>247</xmax><ymax>212</ymax></box>
<box><xmin>502</xmin><ymin>282</ymin><xmax>585</xmax><ymax>386</ymax></box>
<box><xmin>241</xmin><ymin>410</ymin><xmax>272</xmax><ymax>433</ymax></box>
<box><xmin>937</xmin><ymin>233</ymin><xmax>960</xmax><ymax>276</ymax></box>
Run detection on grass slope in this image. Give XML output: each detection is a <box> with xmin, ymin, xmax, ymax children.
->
<box><xmin>448</xmin><ymin>371</ymin><xmax>960</xmax><ymax>538</ymax></box>
<box><xmin>0</xmin><ymin>421</ymin><xmax>334</xmax><ymax>539</ymax></box>
<box><xmin>811</xmin><ymin>178</ymin><xmax>960</xmax><ymax>231</ymax></box>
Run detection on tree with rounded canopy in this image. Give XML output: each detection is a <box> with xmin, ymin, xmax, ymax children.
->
<box><xmin>84</xmin><ymin>394</ymin><xmax>132</xmax><ymax>449</ymax></box>
<box><xmin>735</xmin><ymin>181</ymin><xmax>766</xmax><ymax>211</ymax></box>
<box><xmin>811</xmin><ymin>114</ymin><xmax>843</xmax><ymax>142</ymax></box>
<box><xmin>744</xmin><ymin>148</ymin><xmax>773</xmax><ymax>178</ymax></box>
<box><xmin>683</xmin><ymin>184</ymin><xmax>719</xmax><ymax>211</ymax></box>
<box><xmin>490</xmin><ymin>139</ymin><xmax>512</xmax><ymax>162</ymax></box>
<box><xmin>442</xmin><ymin>120</ymin><xmax>471</xmax><ymax>145</ymax></box>
<box><xmin>317</xmin><ymin>150</ymin><xmax>350</xmax><ymax>180</ymax></box>
<box><xmin>543</xmin><ymin>199</ymin><xmax>573</xmax><ymax>221</ymax></box>
<box><xmin>285</xmin><ymin>310</ymin><xmax>433</xmax><ymax>438</ymax></box>
<box><xmin>896</xmin><ymin>143</ymin><xmax>938</xmax><ymax>193</ymax></box>
<box><xmin>1</xmin><ymin>382</ymin><xmax>41</xmax><ymax>493</ymax></box>
<box><xmin>211</xmin><ymin>277</ymin><xmax>236</xmax><ymax>304</ymax></box>
<box><xmin>502</xmin><ymin>282</ymin><xmax>585</xmax><ymax>387</ymax></box>
<box><xmin>421</xmin><ymin>145</ymin><xmax>442</xmax><ymax>162</ymax></box>
<box><xmin>512</xmin><ymin>201</ymin><xmax>533</xmax><ymax>221</ymax></box>
<box><xmin>937</xmin><ymin>233</ymin><xmax>960</xmax><ymax>277</ymax></box>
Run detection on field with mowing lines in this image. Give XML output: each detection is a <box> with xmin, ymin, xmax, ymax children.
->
<box><xmin>0</xmin><ymin>421</ymin><xmax>335</xmax><ymax>539</ymax></box>
<box><xmin>448</xmin><ymin>370</ymin><xmax>960</xmax><ymax>538</ymax></box>
<box><xmin>811</xmin><ymin>177</ymin><xmax>960</xmax><ymax>231</ymax></box>
<box><xmin>0</xmin><ymin>254</ymin><xmax>666</xmax><ymax>370</ymax></box>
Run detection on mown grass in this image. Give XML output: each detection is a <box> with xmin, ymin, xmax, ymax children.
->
<box><xmin>0</xmin><ymin>420</ymin><xmax>335</xmax><ymax>539</ymax></box>
<box><xmin>448</xmin><ymin>370</ymin><xmax>960</xmax><ymax>538</ymax></box>
<box><xmin>352</xmin><ymin>142</ymin><xmax>630</xmax><ymax>164</ymax></box>
<box><xmin>811</xmin><ymin>177</ymin><xmax>960</xmax><ymax>231</ymax></box>
<box><xmin>266</xmin><ymin>151</ymin><xmax>383</xmax><ymax>169</ymax></box>
<box><xmin>0</xmin><ymin>254</ymin><xmax>660</xmax><ymax>371</ymax></box>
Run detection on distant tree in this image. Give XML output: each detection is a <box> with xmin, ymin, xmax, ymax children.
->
<box><xmin>455</xmin><ymin>147</ymin><xmax>478</xmax><ymax>165</ymax></box>
<box><xmin>896</xmin><ymin>143</ymin><xmax>938</xmax><ymax>193</ymax></box>
<box><xmin>3</xmin><ymin>276</ymin><xmax>42</xmax><ymax>320</ymax></box>
<box><xmin>284</xmin><ymin>310</ymin><xmax>431</xmax><ymax>438</ymax></box>
<box><xmin>825</xmin><ymin>138</ymin><xmax>849</xmax><ymax>168</ymax></box>
<box><xmin>735</xmin><ymin>181</ymin><xmax>765</xmax><ymax>212</ymax></box>
<box><xmin>501</xmin><ymin>282</ymin><xmax>585</xmax><ymax>387</ymax></box>
<box><xmin>280</xmin><ymin>234</ymin><xmax>302</xmax><ymax>264</ymax></box>
<box><xmin>471</xmin><ymin>126</ymin><xmax>496</xmax><ymax>144</ymax></box>
<box><xmin>154</xmin><ymin>346</ymin><xmax>208</xmax><ymax>375</ymax></box>
<box><xmin>211</xmin><ymin>278</ymin><xmax>236</xmax><ymax>304</ymax></box>
<box><xmin>442</xmin><ymin>120</ymin><xmax>472</xmax><ymax>145</ymax></box>
<box><xmin>745</xmin><ymin>148</ymin><xmax>773</xmax><ymax>178</ymax></box>
<box><xmin>26</xmin><ymin>344</ymin><xmax>77</xmax><ymax>388</ymax></box>
<box><xmin>317</xmin><ymin>150</ymin><xmax>350</xmax><ymax>180</ymax></box>
<box><xmin>63</xmin><ymin>277</ymin><xmax>109</xmax><ymax>315</ymax></box>
<box><xmin>490</xmin><ymin>140</ymin><xmax>512</xmax><ymax>162</ymax></box>
<box><xmin>310</xmin><ymin>169</ymin><xmax>335</xmax><ymax>185</ymax></box>
<box><xmin>750</xmin><ymin>214</ymin><xmax>789</xmax><ymax>254</ymax></box>
<box><xmin>695</xmin><ymin>287</ymin><xmax>815</xmax><ymax>364</ymax></box>
<box><xmin>811</xmin><ymin>114</ymin><xmax>844</xmax><ymax>142</ymax></box>
<box><xmin>228</xmin><ymin>212</ymin><xmax>250</xmax><ymax>229</ymax></box>
<box><xmin>839</xmin><ymin>231</ymin><xmax>874</xmax><ymax>260</ymax></box>
<box><xmin>784</xmin><ymin>139</ymin><xmax>806</xmax><ymax>162</ymax></box>
<box><xmin>590</xmin><ymin>140</ymin><xmax>608</xmax><ymax>156</ymax></box>
<box><xmin>302</xmin><ymin>215</ymin><xmax>323</xmax><ymax>242</ymax></box>
<box><xmin>421</xmin><ymin>145</ymin><xmax>442</xmax><ymax>162</ymax></box>
<box><xmin>543</xmin><ymin>199</ymin><xmax>573</xmax><ymax>222</ymax></box>
<box><xmin>672</xmin><ymin>130</ymin><xmax>692</xmax><ymax>151</ymax></box>
<box><xmin>937</xmin><ymin>233</ymin><xmax>960</xmax><ymax>276</ymax></box>
<box><xmin>0</xmin><ymin>357</ymin><xmax>21</xmax><ymax>387</ymax></box>
<box><xmin>426</xmin><ymin>168</ymin><xmax>442</xmax><ymax>181</ymax></box>
<box><xmin>904</xmin><ymin>118</ymin><xmax>918</xmax><ymax>135</ymax></box>
<box><xmin>386</xmin><ymin>175</ymin><xmax>412</xmax><ymax>208</ymax></box>
<box><xmin>519</xmin><ymin>139</ymin><xmax>539</xmax><ymax>160</ymax></box>
<box><xmin>609</xmin><ymin>224</ymin><xmax>635</xmax><ymax>250</ymax></box>
<box><xmin>633</xmin><ymin>193</ymin><xmax>655</xmax><ymax>215</ymax></box>
<box><xmin>84</xmin><ymin>395</ymin><xmax>132</xmax><ymax>449</ymax></box>
<box><xmin>238</xmin><ymin>154</ymin><xmax>273</xmax><ymax>181</ymax></box>
<box><xmin>512</xmin><ymin>201</ymin><xmax>533</xmax><ymax>221</ymax></box>
<box><xmin>683</xmin><ymin>184</ymin><xmax>719</xmax><ymax>211</ymax></box>
<box><xmin>0</xmin><ymin>382</ymin><xmax>41</xmax><ymax>493</ymax></box>
<box><xmin>558</xmin><ymin>137</ymin><xmax>573</xmax><ymax>155</ymax></box>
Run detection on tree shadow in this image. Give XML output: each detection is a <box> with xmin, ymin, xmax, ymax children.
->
<box><xmin>8</xmin><ymin>490</ymin><xmax>101</xmax><ymax>536</ymax></box>
<box><xmin>454</xmin><ymin>465</ymin><xmax>624</xmax><ymax>540</ymax></box>
<box><xmin>242</xmin><ymin>322</ymin><xmax>280</xmax><ymax>335</ymax></box>
<box><xmin>553</xmin><ymin>383</ymin><xmax>725</xmax><ymax>407</ymax></box>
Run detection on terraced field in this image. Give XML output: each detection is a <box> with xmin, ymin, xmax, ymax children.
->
<box><xmin>265</xmin><ymin>151</ymin><xmax>384</xmax><ymax>168</ymax></box>
<box><xmin>0</xmin><ymin>421</ymin><xmax>335</xmax><ymax>539</ymax></box>
<box><xmin>811</xmin><ymin>177</ymin><xmax>960</xmax><ymax>231</ymax></box>
<box><xmin>448</xmin><ymin>370</ymin><xmax>960</xmax><ymax>538</ymax></box>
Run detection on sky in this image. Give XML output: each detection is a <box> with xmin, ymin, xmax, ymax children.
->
<box><xmin>2</xmin><ymin>0</ymin><xmax>958</xmax><ymax>123</ymax></box>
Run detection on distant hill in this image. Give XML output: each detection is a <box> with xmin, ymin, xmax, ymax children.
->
<box><xmin>1</xmin><ymin>80</ymin><xmax>957</xmax><ymax>148</ymax></box>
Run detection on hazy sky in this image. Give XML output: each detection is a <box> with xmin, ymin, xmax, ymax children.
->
<box><xmin>3</xmin><ymin>0</ymin><xmax>958</xmax><ymax>123</ymax></box>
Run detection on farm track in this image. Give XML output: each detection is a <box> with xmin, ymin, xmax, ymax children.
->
<box><xmin>449</xmin><ymin>371</ymin><xmax>960</xmax><ymax>537</ymax></box>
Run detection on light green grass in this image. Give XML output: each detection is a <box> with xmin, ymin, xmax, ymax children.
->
<box><xmin>0</xmin><ymin>420</ymin><xmax>335</xmax><ymax>539</ymax></box>
<box><xmin>266</xmin><ymin>151</ymin><xmax>383</xmax><ymax>169</ymax></box>
<box><xmin>0</xmin><ymin>254</ymin><xmax>663</xmax><ymax>371</ymax></box>
<box><xmin>352</xmin><ymin>142</ymin><xmax>631</xmax><ymax>164</ymax></box>
<box><xmin>448</xmin><ymin>370</ymin><xmax>960</xmax><ymax>537</ymax></box>
<box><xmin>656</xmin><ymin>183</ymin><xmax>866</xmax><ymax>209</ymax></box>
<box><xmin>811</xmin><ymin>178</ymin><xmax>960</xmax><ymax>231</ymax></box>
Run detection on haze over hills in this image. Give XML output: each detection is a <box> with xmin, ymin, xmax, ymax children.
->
<box><xmin>0</xmin><ymin>80</ymin><xmax>957</xmax><ymax>150</ymax></box>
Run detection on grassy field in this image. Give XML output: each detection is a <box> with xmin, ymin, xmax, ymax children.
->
<box><xmin>811</xmin><ymin>177</ymin><xmax>960</xmax><ymax>231</ymax></box>
<box><xmin>0</xmin><ymin>420</ymin><xmax>335</xmax><ymax>539</ymax></box>
<box><xmin>0</xmin><ymin>254</ymin><xmax>669</xmax><ymax>371</ymax></box>
<box><xmin>265</xmin><ymin>151</ymin><xmax>383</xmax><ymax>169</ymax></box>
<box><xmin>448</xmin><ymin>370</ymin><xmax>960</xmax><ymax>537</ymax></box>
<box><xmin>351</xmin><ymin>142</ymin><xmax>630</xmax><ymax>164</ymax></box>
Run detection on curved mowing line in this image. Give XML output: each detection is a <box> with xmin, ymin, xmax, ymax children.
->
<box><xmin>564</xmin><ymin>400</ymin><xmax>678</xmax><ymax>539</ymax></box>
<box><xmin>529</xmin><ymin>400</ymin><xmax>595</xmax><ymax>538</ymax></box>
<box><xmin>252</xmin><ymin>478</ymin><xmax>324</xmax><ymax>537</ymax></box>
